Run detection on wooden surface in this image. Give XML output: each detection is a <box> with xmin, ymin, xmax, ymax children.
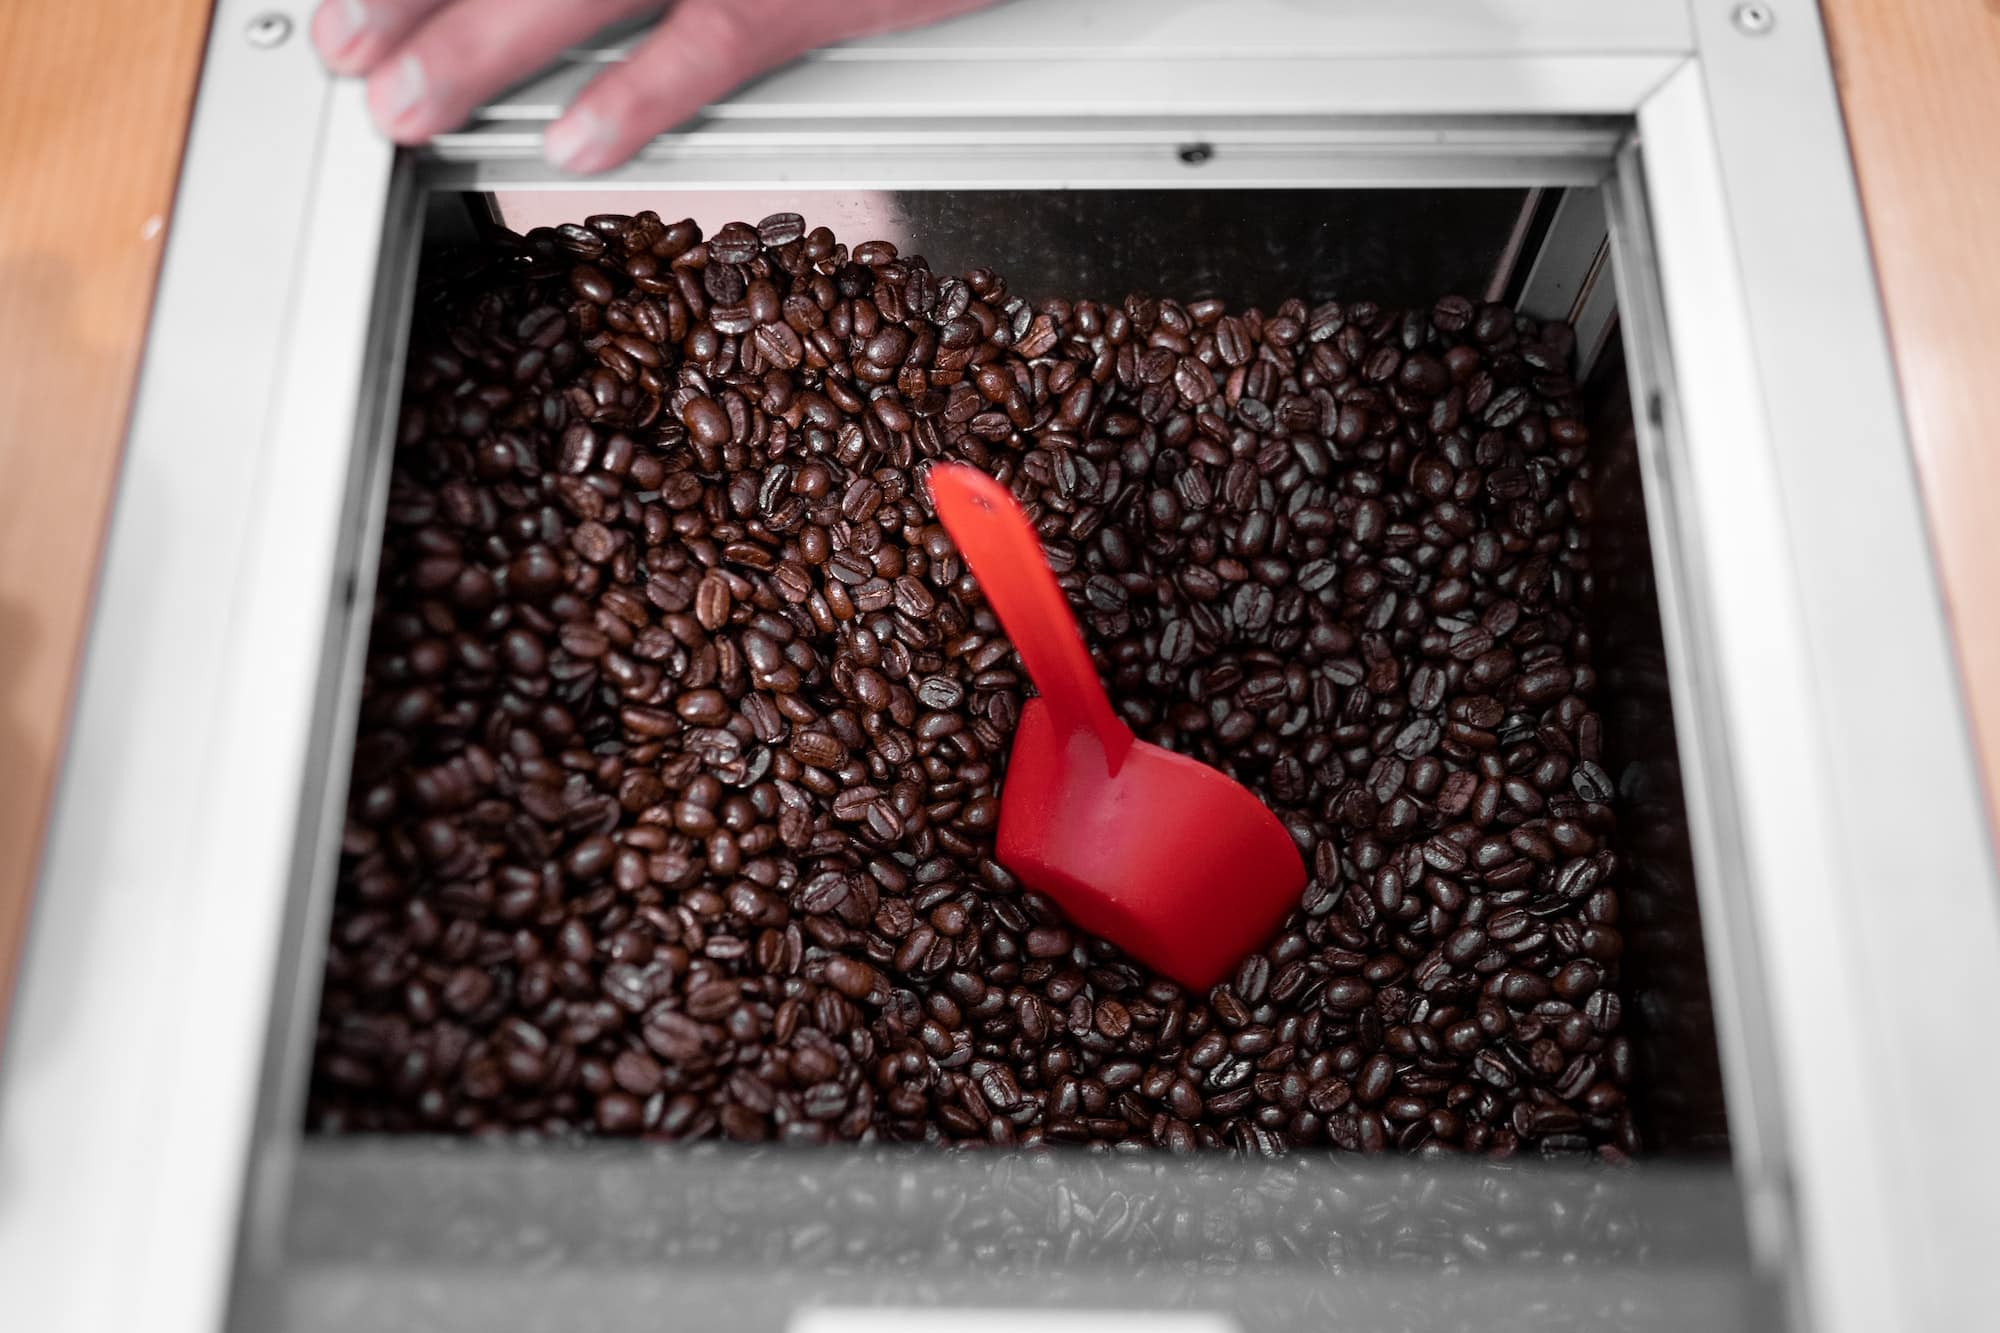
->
<box><xmin>0</xmin><ymin>4</ymin><xmax>1996</xmax><ymax>1032</ymax></box>
<box><xmin>1820</xmin><ymin>0</ymin><xmax>2000</xmax><ymax>837</ymax></box>
<box><xmin>0</xmin><ymin>0</ymin><xmax>214</xmax><ymax>1024</ymax></box>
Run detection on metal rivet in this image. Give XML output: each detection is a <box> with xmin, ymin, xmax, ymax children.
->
<box><xmin>1732</xmin><ymin>3</ymin><xmax>1775</xmax><ymax>34</ymax></box>
<box><xmin>1178</xmin><ymin>143</ymin><xmax>1214</xmax><ymax>166</ymax></box>
<box><xmin>246</xmin><ymin>12</ymin><xmax>293</xmax><ymax>47</ymax></box>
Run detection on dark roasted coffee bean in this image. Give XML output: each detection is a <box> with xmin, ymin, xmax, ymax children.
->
<box><xmin>756</xmin><ymin>211</ymin><xmax>805</xmax><ymax>247</ymax></box>
<box><xmin>694</xmin><ymin>571</ymin><xmax>732</xmax><ymax>630</ymax></box>
<box><xmin>825</xmin><ymin>956</ymin><xmax>882</xmax><ymax>1001</ymax></box>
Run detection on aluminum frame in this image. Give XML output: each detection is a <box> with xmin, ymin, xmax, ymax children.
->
<box><xmin>4</xmin><ymin>3</ymin><xmax>1995</xmax><ymax>1331</ymax></box>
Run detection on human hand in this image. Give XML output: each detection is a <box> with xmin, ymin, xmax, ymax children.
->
<box><xmin>311</xmin><ymin>0</ymin><xmax>1001</xmax><ymax>173</ymax></box>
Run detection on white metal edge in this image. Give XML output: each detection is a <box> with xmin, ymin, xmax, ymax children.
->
<box><xmin>431</xmin><ymin>115</ymin><xmax>1624</xmax><ymax>192</ymax></box>
<box><xmin>426</xmin><ymin>150</ymin><xmax>1613</xmax><ymax>194</ymax></box>
<box><xmin>478</xmin><ymin>54</ymin><xmax>1683</xmax><ymax>123</ymax></box>
<box><xmin>577</xmin><ymin>0</ymin><xmax>1695</xmax><ymax>60</ymax></box>
<box><xmin>1601</xmin><ymin>135</ymin><xmax>1798</xmax><ymax>1309</ymax></box>
<box><xmin>1639</xmin><ymin>59</ymin><xmax>1928</xmax><ymax>1333</ymax></box>
<box><xmin>230</xmin><ymin>166</ymin><xmax>425</xmax><ymax>1322</ymax></box>
<box><xmin>437</xmin><ymin>115</ymin><xmax>1626</xmax><ymax>152</ymax></box>
<box><xmin>1681</xmin><ymin>3</ymin><xmax>2000</xmax><ymax>1328</ymax></box>
<box><xmin>0</xmin><ymin>13</ymin><xmax>396</xmax><ymax>1333</ymax></box>
<box><xmin>182</xmin><ymin>83</ymin><xmax>398</xmax><ymax>1325</ymax></box>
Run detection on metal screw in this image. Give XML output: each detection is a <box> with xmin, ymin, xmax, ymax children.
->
<box><xmin>246</xmin><ymin>12</ymin><xmax>293</xmax><ymax>47</ymax></box>
<box><xmin>1732</xmin><ymin>3</ymin><xmax>1775</xmax><ymax>34</ymax></box>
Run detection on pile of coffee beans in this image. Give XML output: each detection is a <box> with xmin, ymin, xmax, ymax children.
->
<box><xmin>310</xmin><ymin>211</ymin><xmax>1637</xmax><ymax>1160</ymax></box>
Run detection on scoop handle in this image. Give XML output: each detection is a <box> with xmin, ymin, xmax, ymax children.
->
<box><xmin>926</xmin><ymin>463</ymin><xmax>1134</xmax><ymax>771</ymax></box>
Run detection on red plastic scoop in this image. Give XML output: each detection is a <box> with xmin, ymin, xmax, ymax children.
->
<box><xmin>927</xmin><ymin>463</ymin><xmax>1306</xmax><ymax>992</ymax></box>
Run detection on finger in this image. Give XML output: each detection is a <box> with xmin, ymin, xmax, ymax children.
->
<box><xmin>542</xmin><ymin>0</ymin><xmax>775</xmax><ymax>174</ymax></box>
<box><xmin>365</xmin><ymin>0</ymin><xmax>667</xmax><ymax>145</ymax></box>
<box><xmin>543</xmin><ymin>0</ymin><xmax>1003</xmax><ymax>174</ymax></box>
<box><xmin>310</xmin><ymin>0</ymin><xmax>451</xmax><ymax>77</ymax></box>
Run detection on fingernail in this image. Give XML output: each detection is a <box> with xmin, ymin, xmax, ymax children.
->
<box><xmin>381</xmin><ymin>52</ymin><xmax>428</xmax><ymax>121</ymax></box>
<box><xmin>544</xmin><ymin>107</ymin><xmax>621</xmax><ymax>174</ymax></box>
<box><xmin>320</xmin><ymin>0</ymin><xmax>372</xmax><ymax>60</ymax></box>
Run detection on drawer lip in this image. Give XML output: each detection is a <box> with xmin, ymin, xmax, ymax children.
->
<box><xmin>427</xmin><ymin>114</ymin><xmax>1629</xmax><ymax>192</ymax></box>
<box><xmin>243</xmin><ymin>1142</ymin><xmax>1766</xmax><ymax>1333</ymax></box>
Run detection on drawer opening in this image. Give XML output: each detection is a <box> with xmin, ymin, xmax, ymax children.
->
<box><xmin>238</xmin><ymin>171</ymin><xmax>1764</xmax><ymax>1332</ymax></box>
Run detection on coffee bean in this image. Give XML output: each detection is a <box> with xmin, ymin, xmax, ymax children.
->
<box><xmin>681</xmin><ymin>395</ymin><xmax>731</xmax><ymax>448</ymax></box>
<box><xmin>1356</xmin><ymin>1053</ymin><xmax>1395</xmax><ymax>1105</ymax></box>
<box><xmin>676</xmin><ymin>689</ymin><xmax>729</xmax><ymax>726</ymax></box>
<box><xmin>825</xmin><ymin>956</ymin><xmax>881</xmax><ymax>1001</ymax></box>
<box><xmin>694</xmin><ymin>571</ymin><xmax>731</xmax><ymax>630</ymax></box>
<box><xmin>756</xmin><ymin>211</ymin><xmax>805</xmax><ymax>247</ymax></box>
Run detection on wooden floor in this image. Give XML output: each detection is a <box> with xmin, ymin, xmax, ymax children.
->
<box><xmin>2</xmin><ymin>2</ymin><xmax>1997</xmax><ymax>1023</ymax></box>
<box><xmin>1820</xmin><ymin>0</ymin><xmax>2000</xmax><ymax>833</ymax></box>
<box><xmin>0</xmin><ymin>0</ymin><xmax>215</xmax><ymax>1027</ymax></box>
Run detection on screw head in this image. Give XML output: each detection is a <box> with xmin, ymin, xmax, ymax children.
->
<box><xmin>1732</xmin><ymin>3</ymin><xmax>1776</xmax><ymax>34</ymax></box>
<box><xmin>246</xmin><ymin>12</ymin><xmax>293</xmax><ymax>48</ymax></box>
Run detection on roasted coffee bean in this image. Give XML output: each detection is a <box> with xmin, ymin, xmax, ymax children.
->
<box><xmin>314</xmin><ymin>212</ymin><xmax>1637</xmax><ymax>1162</ymax></box>
<box><xmin>756</xmin><ymin>211</ymin><xmax>805</xmax><ymax>247</ymax></box>
<box><xmin>694</xmin><ymin>571</ymin><xmax>732</xmax><ymax>630</ymax></box>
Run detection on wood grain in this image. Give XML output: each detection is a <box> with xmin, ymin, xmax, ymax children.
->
<box><xmin>1821</xmin><ymin>0</ymin><xmax>2000</xmax><ymax>837</ymax></box>
<box><xmin>0</xmin><ymin>1</ymin><xmax>215</xmax><ymax>1025</ymax></box>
